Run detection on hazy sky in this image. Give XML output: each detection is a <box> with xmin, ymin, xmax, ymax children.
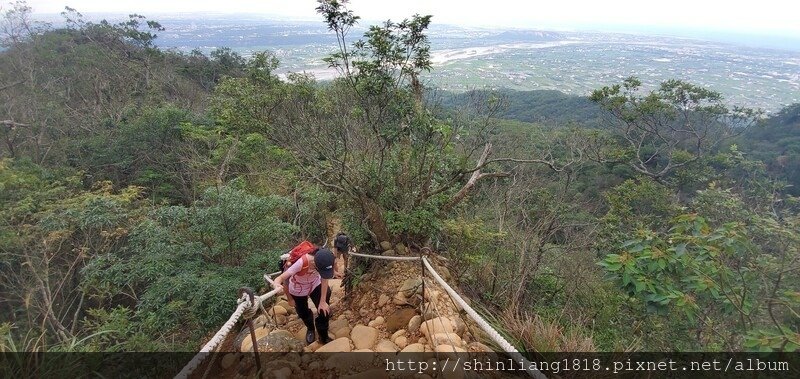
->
<box><xmin>23</xmin><ymin>0</ymin><xmax>800</xmax><ymax>37</ymax></box>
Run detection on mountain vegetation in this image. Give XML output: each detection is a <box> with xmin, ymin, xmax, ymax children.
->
<box><xmin>1</xmin><ymin>0</ymin><xmax>798</xmax><ymax>354</ymax></box>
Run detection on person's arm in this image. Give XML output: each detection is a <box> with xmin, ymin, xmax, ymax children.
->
<box><xmin>318</xmin><ymin>278</ymin><xmax>329</xmax><ymax>316</ymax></box>
<box><xmin>274</xmin><ymin>261</ymin><xmax>301</xmax><ymax>306</ymax></box>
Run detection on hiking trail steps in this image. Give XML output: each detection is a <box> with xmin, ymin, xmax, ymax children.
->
<box><xmin>177</xmin><ymin>244</ymin><xmax>545</xmax><ymax>379</ymax></box>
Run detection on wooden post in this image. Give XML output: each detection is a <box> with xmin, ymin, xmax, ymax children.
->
<box><xmin>239</xmin><ymin>287</ymin><xmax>263</xmax><ymax>379</ymax></box>
<box><xmin>247</xmin><ymin>319</ymin><xmax>263</xmax><ymax>378</ymax></box>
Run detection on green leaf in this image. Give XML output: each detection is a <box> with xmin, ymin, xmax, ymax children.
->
<box><xmin>628</xmin><ymin>244</ymin><xmax>645</xmax><ymax>253</ymax></box>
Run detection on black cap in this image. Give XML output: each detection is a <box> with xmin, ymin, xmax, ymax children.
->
<box><xmin>334</xmin><ymin>233</ymin><xmax>349</xmax><ymax>252</ymax></box>
<box><xmin>314</xmin><ymin>248</ymin><xmax>335</xmax><ymax>279</ymax></box>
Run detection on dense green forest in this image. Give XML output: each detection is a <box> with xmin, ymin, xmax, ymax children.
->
<box><xmin>1</xmin><ymin>0</ymin><xmax>798</xmax><ymax>354</ymax></box>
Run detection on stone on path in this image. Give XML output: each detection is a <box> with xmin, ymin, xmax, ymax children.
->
<box><xmin>350</xmin><ymin>325</ymin><xmax>379</xmax><ymax>350</ymax></box>
<box><xmin>420</xmin><ymin>317</ymin><xmax>454</xmax><ymax>340</ymax></box>
<box><xmin>400</xmin><ymin>343</ymin><xmax>425</xmax><ymax>353</ymax></box>
<box><xmin>334</xmin><ymin>326</ymin><xmax>352</xmax><ymax>339</ymax></box>
<box><xmin>243</xmin><ymin>333</ymin><xmax>304</xmax><ymax>353</ymax></box>
<box><xmin>390</xmin><ymin>329</ymin><xmax>406</xmax><ymax>341</ymax></box>
<box><xmin>385</xmin><ymin>308</ymin><xmax>416</xmax><ymax>333</ymax></box>
<box><xmin>394</xmin><ymin>336</ymin><xmax>408</xmax><ymax>349</ymax></box>
<box><xmin>329</xmin><ymin>317</ymin><xmax>350</xmax><ymax>332</ymax></box>
<box><xmin>315</xmin><ymin>337</ymin><xmax>352</xmax><ymax>353</ymax></box>
<box><xmin>408</xmin><ymin>315</ymin><xmax>422</xmax><ymax>333</ymax></box>
<box><xmin>367</xmin><ymin>316</ymin><xmax>384</xmax><ymax>328</ymax></box>
<box><xmin>220</xmin><ymin>353</ymin><xmax>238</xmax><ymax>370</ymax></box>
<box><xmin>378</xmin><ymin>294</ymin><xmax>390</xmax><ymax>307</ymax></box>
<box><xmin>431</xmin><ymin>332</ymin><xmax>463</xmax><ymax>347</ymax></box>
<box><xmin>375</xmin><ymin>339</ymin><xmax>399</xmax><ymax>353</ymax></box>
<box><xmin>398</xmin><ymin>278</ymin><xmax>423</xmax><ymax>297</ymax></box>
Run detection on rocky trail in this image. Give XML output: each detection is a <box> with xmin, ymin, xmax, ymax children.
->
<box><xmin>197</xmin><ymin>244</ymin><xmax>518</xmax><ymax>379</ymax></box>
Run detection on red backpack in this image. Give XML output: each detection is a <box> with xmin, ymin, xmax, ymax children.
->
<box><xmin>284</xmin><ymin>240</ymin><xmax>317</xmax><ymax>275</ymax></box>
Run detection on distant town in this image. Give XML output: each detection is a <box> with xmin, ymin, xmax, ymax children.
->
<box><xmin>140</xmin><ymin>14</ymin><xmax>800</xmax><ymax>112</ymax></box>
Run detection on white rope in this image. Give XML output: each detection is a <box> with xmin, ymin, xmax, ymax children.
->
<box><xmin>175</xmin><ymin>298</ymin><xmax>249</xmax><ymax>379</ymax></box>
<box><xmin>257</xmin><ymin>287</ymin><xmax>282</xmax><ymax>303</ymax></box>
<box><xmin>422</xmin><ymin>257</ymin><xmax>546</xmax><ymax>379</ymax></box>
<box><xmin>175</xmin><ymin>288</ymin><xmax>282</xmax><ymax>379</ymax></box>
<box><xmin>349</xmin><ymin>251</ymin><xmax>421</xmax><ymax>261</ymax></box>
<box><xmin>263</xmin><ymin>271</ymin><xmax>281</xmax><ymax>286</ymax></box>
<box><xmin>180</xmin><ymin>253</ymin><xmax>545</xmax><ymax>379</ymax></box>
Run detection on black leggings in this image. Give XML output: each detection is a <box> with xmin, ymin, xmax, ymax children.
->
<box><xmin>291</xmin><ymin>284</ymin><xmax>331</xmax><ymax>336</ymax></box>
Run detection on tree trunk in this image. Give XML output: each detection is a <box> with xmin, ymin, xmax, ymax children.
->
<box><xmin>445</xmin><ymin>143</ymin><xmax>494</xmax><ymax>212</ymax></box>
<box><xmin>360</xmin><ymin>194</ymin><xmax>391</xmax><ymax>244</ymax></box>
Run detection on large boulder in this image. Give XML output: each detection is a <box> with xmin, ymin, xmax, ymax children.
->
<box><xmin>380</xmin><ymin>241</ymin><xmax>393</xmax><ymax>251</ymax></box>
<box><xmin>242</xmin><ymin>333</ymin><xmax>304</xmax><ymax>353</ymax></box>
<box><xmin>275</xmin><ymin>300</ymin><xmax>293</xmax><ymax>313</ymax></box>
<box><xmin>237</xmin><ymin>326</ymin><xmax>271</xmax><ymax>352</ymax></box>
<box><xmin>420</xmin><ymin>317</ymin><xmax>454</xmax><ymax>340</ymax></box>
<box><xmin>398</xmin><ymin>278</ymin><xmax>423</xmax><ymax>297</ymax></box>
<box><xmin>294</xmin><ymin>326</ymin><xmax>307</xmax><ymax>342</ymax></box>
<box><xmin>306</xmin><ymin>340</ymin><xmax>324</xmax><ymax>352</ymax></box>
<box><xmin>350</xmin><ymin>325</ymin><xmax>379</xmax><ymax>350</ymax></box>
<box><xmin>400</xmin><ymin>343</ymin><xmax>425</xmax><ymax>353</ymax></box>
<box><xmin>269</xmin><ymin>329</ymin><xmax>294</xmax><ymax>340</ymax></box>
<box><xmin>270</xmin><ymin>305</ymin><xmax>288</xmax><ymax>316</ymax></box>
<box><xmin>386</xmin><ymin>308</ymin><xmax>417</xmax><ymax>333</ymax></box>
<box><xmin>333</xmin><ymin>326</ymin><xmax>352</xmax><ymax>339</ymax></box>
<box><xmin>392</xmin><ymin>292</ymin><xmax>407</xmax><ymax>305</ymax></box>
<box><xmin>432</xmin><ymin>333</ymin><xmax>463</xmax><ymax>347</ymax></box>
<box><xmin>375</xmin><ymin>339</ymin><xmax>399</xmax><ymax>353</ymax></box>
<box><xmin>315</xmin><ymin>337</ymin><xmax>352</xmax><ymax>353</ymax></box>
<box><xmin>390</xmin><ymin>329</ymin><xmax>406</xmax><ymax>341</ymax></box>
<box><xmin>329</xmin><ymin>317</ymin><xmax>350</xmax><ymax>333</ymax></box>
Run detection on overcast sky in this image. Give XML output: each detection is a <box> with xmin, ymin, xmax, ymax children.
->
<box><xmin>22</xmin><ymin>0</ymin><xmax>800</xmax><ymax>37</ymax></box>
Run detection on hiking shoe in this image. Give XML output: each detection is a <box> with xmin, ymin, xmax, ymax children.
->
<box><xmin>305</xmin><ymin>330</ymin><xmax>316</xmax><ymax>345</ymax></box>
<box><xmin>319</xmin><ymin>333</ymin><xmax>332</xmax><ymax>344</ymax></box>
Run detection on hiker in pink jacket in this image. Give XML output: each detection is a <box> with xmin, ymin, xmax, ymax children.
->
<box><xmin>272</xmin><ymin>247</ymin><xmax>335</xmax><ymax>344</ymax></box>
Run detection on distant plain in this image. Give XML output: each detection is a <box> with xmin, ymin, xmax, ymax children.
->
<box><xmin>153</xmin><ymin>15</ymin><xmax>800</xmax><ymax>112</ymax></box>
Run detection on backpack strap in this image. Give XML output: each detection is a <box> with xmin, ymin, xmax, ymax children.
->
<box><xmin>297</xmin><ymin>254</ymin><xmax>310</xmax><ymax>276</ymax></box>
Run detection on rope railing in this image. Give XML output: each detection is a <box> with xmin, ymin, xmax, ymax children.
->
<box><xmin>422</xmin><ymin>257</ymin><xmax>545</xmax><ymax>379</ymax></box>
<box><xmin>344</xmin><ymin>249</ymin><xmax>544</xmax><ymax>378</ymax></box>
<box><xmin>348</xmin><ymin>251</ymin><xmax>422</xmax><ymax>261</ymax></box>
<box><xmin>174</xmin><ymin>298</ymin><xmax>249</xmax><ymax>379</ymax></box>
<box><xmin>180</xmin><ymin>248</ymin><xmax>545</xmax><ymax>379</ymax></box>
<box><xmin>175</xmin><ymin>287</ymin><xmax>282</xmax><ymax>379</ymax></box>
